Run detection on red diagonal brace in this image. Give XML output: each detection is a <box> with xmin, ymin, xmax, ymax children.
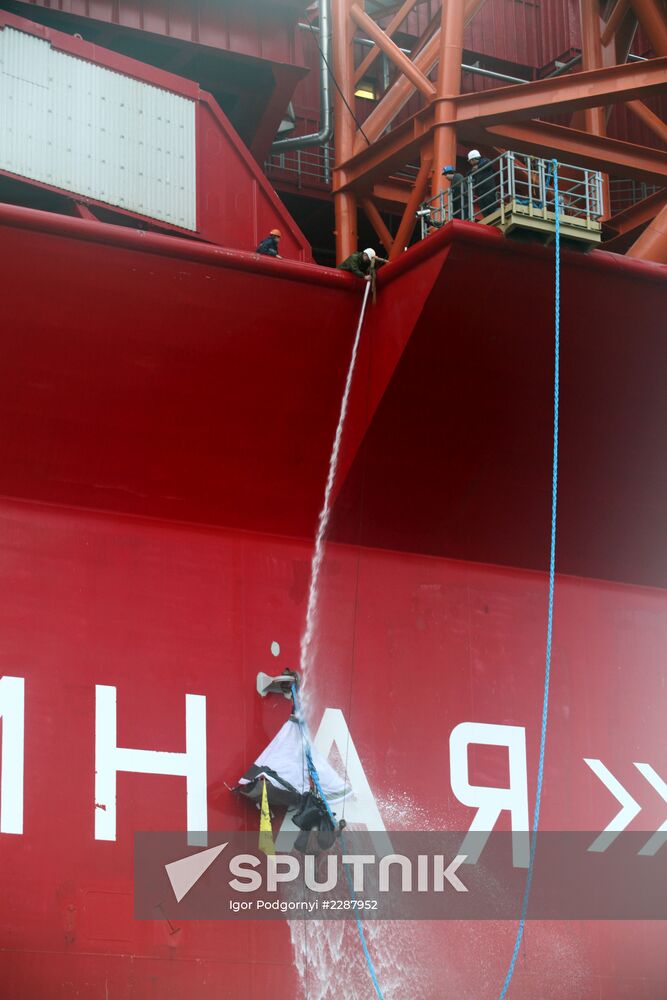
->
<box><xmin>350</xmin><ymin>4</ymin><xmax>436</xmax><ymax>100</ymax></box>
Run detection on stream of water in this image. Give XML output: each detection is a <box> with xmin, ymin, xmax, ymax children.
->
<box><xmin>297</xmin><ymin>280</ymin><xmax>371</xmax><ymax>720</ymax></box>
<box><xmin>290</xmin><ymin>281</ymin><xmax>380</xmax><ymax>999</ymax></box>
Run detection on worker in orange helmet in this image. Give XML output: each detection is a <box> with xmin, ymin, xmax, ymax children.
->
<box><xmin>256</xmin><ymin>228</ymin><xmax>282</xmax><ymax>258</ymax></box>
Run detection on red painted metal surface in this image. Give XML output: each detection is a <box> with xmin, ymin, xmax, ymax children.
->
<box><xmin>538</xmin><ymin>0</ymin><xmax>584</xmax><ymax>68</ymax></box>
<box><xmin>628</xmin><ymin>198</ymin><xmax>667</xmax><ymax>260</ymax></box>
<box><xmin>609</xmin><ymin>95</ymin><xmax>667</xmax><ymax>150</ymax></box>
<box><xmin>333</xmin><ymin>223</ymin><xmax>667</xmax><ymax>588</ymax></box>
<box><xmin>16</xmin><ymin>0</ymin><xmax>308</xmax><ymax>62</ymax></box>
<box><xmin>0</xmin><ymin>205</ymin><xmax>665</xmax><ymax>582</ymax></box>
<box><xmin>0</xmin><ymin>203</ymin><xmax>357</xmax><ymax>536</ymax></box>
<box><xmin>464</xmin><ymin>0</ymin><xmax>543</xmax><ymax>68</ymax></box>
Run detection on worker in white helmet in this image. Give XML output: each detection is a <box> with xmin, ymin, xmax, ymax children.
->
<box><xmin>466</xmin><ymin>149</ymin><xmax>497</xmax><ymax>216</ymax></box>
<box><xmin>338</xmin><ymin>246</ymin><xmax>387</xmax><ymax>280</ymax></box>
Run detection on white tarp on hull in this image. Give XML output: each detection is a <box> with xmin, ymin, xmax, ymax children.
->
<box><xmin>238</xmin><ymin>717</ymin><xmax>350</xmax><ymax>802</ymax></box>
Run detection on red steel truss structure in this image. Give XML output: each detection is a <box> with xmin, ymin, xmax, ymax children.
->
<box><xmin>329</xmin><ymin>0</ymin><xmax>667</xmax><ymax>263</ymax></box>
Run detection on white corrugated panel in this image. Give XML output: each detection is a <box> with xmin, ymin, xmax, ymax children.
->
<box><xmin>0</xmin><ymin>27</ymin><xmax>197</xmax><ymax>229</ymax></box>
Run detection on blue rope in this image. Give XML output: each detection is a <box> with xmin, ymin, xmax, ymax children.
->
<box><xmin>292</xmin><ymin>684</ymin><xmax>387</xmax><ymax>1000</ymax></box>
<box><xmin>497</xmin><ymin>160</ymin><xmax>561</xmax><ymax>1000</ymax></box>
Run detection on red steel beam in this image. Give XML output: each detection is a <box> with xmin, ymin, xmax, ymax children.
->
<box><xmin>336</xmin><ymin>97</ymin><xmax>667</xmax><ymax>192</ymax></box>
<box><xmin>614</xmin><ymin>8</ymin><xmax>639</xmax><ymax>65</ymax></box>
<box><xmin>580</xmin><ymin>0</ymin><xmax>606</xmax><ymax>137</ymax></box>
<box><xmin>71</xmin><ymin>202</ymin><xmax>98</xmax><ymax>222</ymax></box>
<box><xmin>333</xmin><ymin>0</ymin><xmax>358</xmax><ymax>261</ymax></box>
<box><xmin>354</xmin><ymin>0</ymin><xmax>419</xmax><ymax>84</ymax></box>
<box><xmin>349</xmin><ymin>56</ymin><xmax>667</xmax><ymax>168</ymax></box>
<box><xmin>337</xmin><ymin>108</ymin><xmax>435</xmax><ymax>191</ymax></box>
<box><xmin>601</xmin><ymin>0</ymin><xmax>631</xmax><ymax>45</ymax></box>
<box><xmin>625</xmin><ymin>100</ymin><xmax>667</xmax><ymax>144</ymax></box>
<box><xmin>371</xmin><ymin>180</ymin><xmax>411</xmax><ymax>207</ymax></box>
<box><xmin>350</xmin><ymin>4</ymin><xmax>436</xmax><ymax>100</ymax></box>
<box><xmin>409</xmin><ymin>6</ymin><xmax>441</xmax><ymax>60</ymax></box>
<box><xmin>355</xmin><ymin>28</ymin><xmax>441</xmax><ymax>152</ymax></box>
<box><xmin>352</xmin><ymin>0</ymin><xmax>487</xmax><ymax>154</ymax></box>
<box><xmin>607</xmin><ymin>187</ymin><xmax>667</xmax><ymax>237</ymax></box>
<box><xmin>463</xmin><ymin>0</ymin><xmax>489</xmax><ymax>30</ymax></box>
<box><xmin>475</xmin><ymin>120</ymin><xmax>667</xmax><ymax>186</ymax></box>
<box><xmin>627</xmin><ymin>200</ymin><xmax>667</xmax><ymax>261</ymax></box>
<box><xmin>389</xmin><ymin>148</ymin><xmax>433</xmax><ymax>260</ymax></box>
<box><xmin>451</xmin><ymin>57</ymin><xmax>667</xmax><ymax>127</ymax></box>
<box><xmin>580</xmin><ymin>0</ymin><xmax>609</xmax><ymax>216</ymax></box>
<box><xmin>628</xmin><ymin>0</ymin><xmax>667</xmax><ymax>55</ymax></box>
<box><xmin>432</xmin><ymin>0</ymin><xmax>466</xmax><ymax>196</ymax></box>
<box><xmin>361</xmin><ymin>196</ymin><xmax>394</xmax><ymax>255</ymax></box>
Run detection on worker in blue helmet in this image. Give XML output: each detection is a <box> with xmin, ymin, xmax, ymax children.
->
<box><xmin>467</xmin><ymin>149</ymin><xmax>498</xmax><ymax>216</ymax></box>
<box><xmin>442</xmin><ymin>164</ymin><xmax>467</xmax><ymax>221</ymax></box>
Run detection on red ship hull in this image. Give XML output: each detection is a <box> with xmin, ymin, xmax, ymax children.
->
<box><xmin>0</xmin><ymin>204</ymin><xmax>666</xmax><ymax>998</ymax></box>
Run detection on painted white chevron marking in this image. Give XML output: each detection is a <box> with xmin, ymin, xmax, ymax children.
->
<box><xmin>634</xmin><ymin>763</ymin><xmax>667</xmax><ymax>857</ymax></box>
<box><xmin>166</xmin><ymin>842</ymin><xmax>227</xmax><ymax>902</ymax></box>
<box><xmin>584</xmin><ymin>759</ymin><xmax>641</xmax><ymax>852</ymax></box>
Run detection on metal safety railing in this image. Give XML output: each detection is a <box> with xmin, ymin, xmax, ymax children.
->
<box><xmin>608</xmin><ymin>178</ymin><xmax>660</xmax><ymax>215</ymax></box>
<box><xmin>265</xmin><ymin>142</ymin><xmax>335</xmax><ymax>186</ymax></box>
<box><xmin>265</xmin><ymin>142</ymin><xmax>420</xmax><ymax>192</ymax></box>
<box><xmin>417</xmin><ymin>151</ymin><xmax>604</xmax><ymax>238</ymax></box>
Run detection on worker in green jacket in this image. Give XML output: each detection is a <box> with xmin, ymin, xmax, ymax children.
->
<box><xmin>338</xmin><ymin>247</ymin><xmax>386</xmax><ymax>279</ymax></box>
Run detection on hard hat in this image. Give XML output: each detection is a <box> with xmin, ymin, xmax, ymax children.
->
<box><xmin>363</xmin><ymin>247</ymin><xmax>376</xmax><ymax>259</ymax></box>
<box><xmin>442</xmin><ymin>165</ymin><xmax>456</xmax><ymax>174</ymax></box>
<box><xmin>270</xmin><ymin>228</ymin><xmax>282</xmax><ymax>237</ymax></box>
<box><xmin>467</xmin><ymin>149</ymin><xmax>481</xmax><ymax>162</ymax></box>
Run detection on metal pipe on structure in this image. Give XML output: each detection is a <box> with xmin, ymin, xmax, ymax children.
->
<box><xmin>461</xmin><ymin>63</ymin><xmax>529</xmax><ymax>84</ymax></box>
<box><xmin>332</xmin><ymin>0</ymin><xmax>358</xmax><ymax>261</ymax></box>
<box><xmin>272</xmin><ymin>0</ymin><xmax>332</xmax><ymax>152</ymax></box>
<box><xmin>432</xmin><ymin>0</ymin><xmax>466</xmax><ymax>196</ymax></box>
<box><xmin>544</xmin><ymin>53</ymin><xmax>583</xmax><ymax>77</ymax></box>
<box><xmin>627</xmin><ymin>201</ymin><xmax>667</xmax><ymax>262</ymax></box>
